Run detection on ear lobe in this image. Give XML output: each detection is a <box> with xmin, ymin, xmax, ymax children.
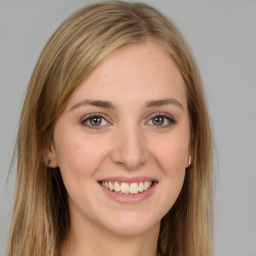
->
<box><xmin>43</xmin><ymin>143</ymin><xmax>58</xmax><ymax>168</ymax></box>
<box><xmin>186</xmin><ymin>144</ymin><xmax>193</xmax><ymax>168</ymax></box>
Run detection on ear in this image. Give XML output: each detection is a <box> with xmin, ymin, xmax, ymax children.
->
<box><xmin>43</xmin><ymin>143</ymin><xmax>58</xmax><ymax>168</ymax></box>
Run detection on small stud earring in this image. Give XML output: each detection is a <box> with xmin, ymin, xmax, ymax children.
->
<box><xmin>188</xmin><ymin>156</ymin><xmax>192</xmax><ymax>166</ymax></box>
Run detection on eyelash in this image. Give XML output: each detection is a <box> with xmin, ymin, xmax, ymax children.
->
<box><xmin>80</xmin><ymin>113</ymin><xmax>110</xmax><ymax>130</ymax></box>
<box><xmin>147</xmin><ymin>113</ymin><xmax>177</xmax><ymax>128</ymax></box>
<box><xmin>80</xmin><ymin>113</ymin><xmax>176</xmax><ymax>130</ymax></box>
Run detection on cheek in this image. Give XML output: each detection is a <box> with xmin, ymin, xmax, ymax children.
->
<box><xmin>152</xmin><ymin>133</ymin><xmax>189</xmax><ymax>175</ymax></box>
<box><xmin>158</xmin><ymin>142</ymin><xmax>187</xmax><ymax>192</ymax></box>
<box><xmin>53</xmin><ymin>133</ymin><xmax>109</xmax><ymax>209</ymax></box>
<box><xmin>54</xmin><ymin>130</ymin><xmax>108</xmax><ymax>183</ymax></box>
<box><xmin>157</xmin><ymin>154</ymin><xmax>186</xmax><ymax>217</ymax></box>
<box><xmin>149</xmin><ymin>131</ymin><xmax>189</xmax><ymax>211</ymax></box>
<box><xmin>161</xmin><ymin>145</ymin><xmax>187</xmax><ymax>174</ymax></box>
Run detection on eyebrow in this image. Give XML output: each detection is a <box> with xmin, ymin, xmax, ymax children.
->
<box><xmin>69</xmin><ymin>98</ymin><xmax>183</xmax><ymax>111</ymax></box>
<box><xmin>70</xmin><ymin>100</ymin><xmax>115</xmax><ymax>111</ymax></box>
<box><xmin>145</xmin><ymin>98</ymin><xmax>184</xmax><ymax>110</ymax></box>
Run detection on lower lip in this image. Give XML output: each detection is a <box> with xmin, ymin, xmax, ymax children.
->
<box><xmin>99</xmin><ymin>182</ymin><xmax>157</xmax><ymax>204</ymax></box>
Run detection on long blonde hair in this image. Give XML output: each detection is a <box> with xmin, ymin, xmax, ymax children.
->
<box><xmin>6</xmin><ymin>1</ymin><xmax>214</xmax><ymax>256</ymax></box>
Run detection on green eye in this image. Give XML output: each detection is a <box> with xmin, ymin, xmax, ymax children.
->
<box><xmin>81</xmin><ymin>115</ymin><xmax>108</xmax><ymax>129</ymax></box>
<box><xmin>148</xmin><ymin>114</ymin><xmax>176</xmax><ymax>127</ymax></box>
<box><xmin>89</xmin><ymin>116</ymin><xmax>102</xmax><ymax>126</ymax></box>
<box><xmin>152</xmin><ymin>116</ymin><xmax>165</xmax><ymax>126</ymax></box>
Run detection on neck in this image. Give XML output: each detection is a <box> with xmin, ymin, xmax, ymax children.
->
<box><xmin>61</xmin><ymin>215</ymin><xmax>160</xmax><ymax>256</ymax></box>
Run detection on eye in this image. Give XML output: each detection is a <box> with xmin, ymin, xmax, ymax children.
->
<box><xmin>147</xmin><ymin>114</ymin><xmax>176</xmax><ymax>127</ymax></box>
<box><xmin>81</xmin><ymin>114</ymin><xmax>109</xmax><ymax>129</ymax></box>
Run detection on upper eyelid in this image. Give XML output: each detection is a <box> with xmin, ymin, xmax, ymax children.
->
<box><xmin>80</xmin><ymin>114</ymin><xmax>111</xmax><ymax>130</ymax></box>
<box><xmin>146</xmin><ymin>113</ymin><xmax>177</xmax><ymax>127</ymax></box>
<box><xmin>146</xmin><ymin>112</ymin><xmax>176</xmax><ymax>121</ymax></box>
<box><xmin>80</xmin><ymin>112</ymin><xmax>176</xmax><ymax>125</ymax></box>
<box><xmin>81</xmin><ymin>113</ymin><xmax>110</xmax><ymax>122</ymax></box>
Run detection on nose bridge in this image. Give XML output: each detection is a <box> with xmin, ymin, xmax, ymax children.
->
<box><xmin>111</xmin><ymin>122</ymin><xmax>148</xmax><ymax>170</ymax></box>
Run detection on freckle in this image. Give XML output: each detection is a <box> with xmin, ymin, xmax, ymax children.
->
<box><xmin>75</xmin><ymin>144</ymin><xmax>80</xmax><ymax>150</ymax></box>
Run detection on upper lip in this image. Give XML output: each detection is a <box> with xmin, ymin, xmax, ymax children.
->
<box><xmin>98</xmin><ymin>176</ymin><xmax>157</xmax><ymax>184</ymax></box>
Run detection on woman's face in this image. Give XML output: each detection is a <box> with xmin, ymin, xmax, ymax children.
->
<box><xmin>46</xmin><ymin>41</ymin><xmax>191</xmax><ymax>236</ymax></box>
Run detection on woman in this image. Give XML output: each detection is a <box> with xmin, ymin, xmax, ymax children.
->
<box><xmin>6</xmin><ymin>1</ymin><xmax>214</xmax><ymax>256</ymax></box>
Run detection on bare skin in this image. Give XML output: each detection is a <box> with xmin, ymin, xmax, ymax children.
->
<box><xmin>46</xmin><ymin>41</ymin><xmax>191</xmax><ymax>256</ymax></box>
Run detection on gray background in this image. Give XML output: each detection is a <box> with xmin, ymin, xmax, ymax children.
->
<box><xmin>0</xmin><ymin>0</ymin><xmax>255</xmax><ymax>255</ymax></box>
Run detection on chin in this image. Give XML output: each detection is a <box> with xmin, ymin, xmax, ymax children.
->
<box><xmin>100</xmin><ymin>212</ymin><xmax>161</xmax><ymax>236</ymax></box>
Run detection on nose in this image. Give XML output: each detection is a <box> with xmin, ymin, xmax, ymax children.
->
<box><xmin>110</xmin><ymin>124</ymin><xmax>148</xmax><ymax>170</ymax></box>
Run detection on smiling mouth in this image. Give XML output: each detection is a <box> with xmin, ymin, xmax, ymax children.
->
<box><xmin>100</xmin><ymin>181</ymin><xmax>155</xmax><ymax>195</ymax></box>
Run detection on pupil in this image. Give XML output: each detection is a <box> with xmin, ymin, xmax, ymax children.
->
<box><xmin>153</xmin><ymin>116</ymin><xmax>164</xmax><ymax>126</ymax></box>
<box><xmin>90</xmin><ymin>117</ymin><xmax>101</xmax><ymax>126</ymax></box>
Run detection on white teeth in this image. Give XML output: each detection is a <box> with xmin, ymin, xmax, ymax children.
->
<box><xmin>109</xmin><ymin>182</ymin><xmax>114</xmax><ymax>191</ymax></box>
<box><xmin>130</xmin><ymin>183</ymin><xmax>139</xmax><ymax>194</ymax></box>
<box><xmin>103</xmin><ymin>181</ymin><xmax>109</xmax><ymax>189</ymax></box>
<box><xmin>144</xmin><ymin>181</ymin><xmax>149</xmax><ymax>190</ymax></box>
<box><xmin>138</xmin><ymin>182</ymin><xmax>144</xmax><ymax>192</ymax></box>
<box><xmin>121</xmin><ymin>183</ymin><xmax>130</xmax><ymax>194</ymax></box>
<box><xmin>101</xmin><ymin>181</ymin><xmax>153</xmax><ymax>194</ymax></box>
<box><xmin>114</xmin><ymin>182</ymin><xmax>120</xmax><ymax>192</ymax></box>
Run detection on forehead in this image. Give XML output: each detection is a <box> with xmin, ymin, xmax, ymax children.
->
<box><xmin>66</xmin><ymin>41</ymin><xmax>187</xmax><ymax>109</ymax></box>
